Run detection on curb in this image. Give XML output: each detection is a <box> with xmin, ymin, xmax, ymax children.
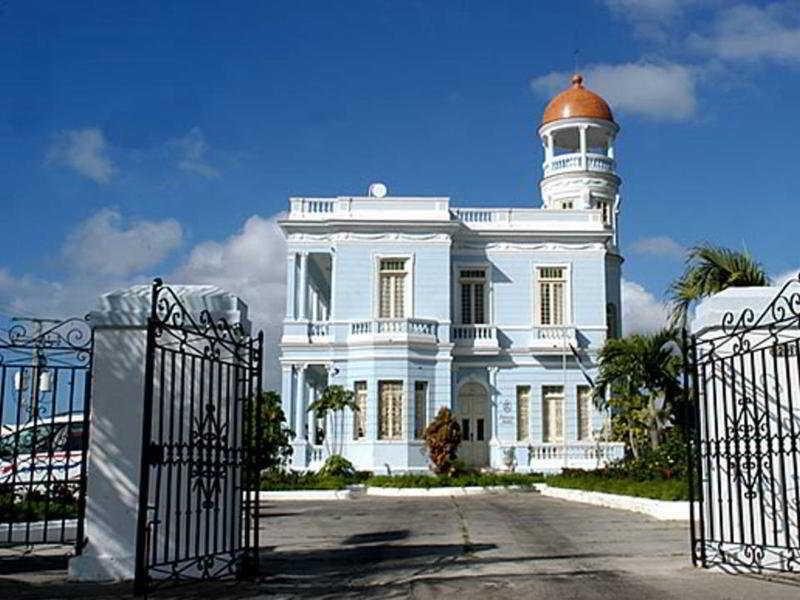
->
<box><xmin>533</xmin><ymin>483</ymin><xmax>690</xmax><ymax>521</ymax></box>
<box><xmin>257</xmin><ymin>484</ymin><xmax>534</xmax><ymax>500</ymax></box>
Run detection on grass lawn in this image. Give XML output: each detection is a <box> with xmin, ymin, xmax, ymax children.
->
<box><xmin>545</xmin><ymin>472</ymin><xmax>689</xmax><ymax>501</ymax></box>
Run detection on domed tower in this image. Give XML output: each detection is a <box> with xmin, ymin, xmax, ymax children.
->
<box><xmin>538</xmin><ymin>74</ymin><xmax>620</xmax><ymax>234</ymax></box>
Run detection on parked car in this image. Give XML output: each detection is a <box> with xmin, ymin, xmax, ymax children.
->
<box><xmin>0</xmin><ymin>413</ymin><xmax>86</xmax><ymax>492</ymax></box>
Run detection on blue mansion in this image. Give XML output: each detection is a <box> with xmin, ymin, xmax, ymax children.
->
<box><xmin>279</xmin><ymin>75</ymin><xmax>625</xmax><ymax>473</ymax></box>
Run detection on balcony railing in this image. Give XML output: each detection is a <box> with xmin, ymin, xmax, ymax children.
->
<box><xmin>527</xmin><ymin>442</ymin><xmax>625</xmax><ymax>467</ymax></box>
<box><xmin>530</xmin><ymin>325</ymin><xmax>577</xmax><ymax>352</ymax></box>
<box><xmin>308</xmin><ymin>322</ymin><xmax>330</xmax><ymax>339</ymax></box>
<box><xmin>349</xmin><ymin>319</ymin><xmax>439</xmax><ymax>342</ymax></box>
<box><xmin>542</xmin><ymin>152</ymin><xmax>615</xmax><ymax>177</ymax></box>
<box><xmin>451</xmin><ymin>325</ymin><xmax>499</xmax><ymax>352</ymax></box>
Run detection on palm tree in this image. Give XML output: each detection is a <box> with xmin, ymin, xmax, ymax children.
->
<box><xmin>307</xmin><ymin>385</ymin><xmax>359</xmax><ymax>457</ymax></box>
<box><xmin>669</xmin><ymin>243</ymin><xmax>769</xmax><ymax>329</ymax></box>
<box><xmin>594</xmin><ymin>329</ymin><xmax>682</xmax><ymax>457</ymax></box>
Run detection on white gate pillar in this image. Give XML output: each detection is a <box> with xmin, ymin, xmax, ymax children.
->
<box><xmin>68</xmin><ymin>283</ymin><xmax>250</xmax><ymax>582</ymax></box>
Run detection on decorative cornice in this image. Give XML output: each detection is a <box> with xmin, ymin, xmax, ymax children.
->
<box><xmin>287</xmin><ymin>232</ymin><xmax>452</xmax><ymax>243</ymax></box>
<box><xmin>454</xmin><ymin>241</ymin><xmax>606</xmax><ymax>252</ymax></box>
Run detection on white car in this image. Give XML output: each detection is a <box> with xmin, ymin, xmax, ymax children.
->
<box><xmin>0</xmin><ymin>413</ymin><xmax>86</xmax><ymax>493</ymax></box>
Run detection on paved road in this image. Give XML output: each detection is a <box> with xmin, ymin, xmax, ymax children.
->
<box><xmin>2</xmin><ymin>491</ymin><xmax>799</xmax><ymax>598</ymax></box>
<box><xmin>258</xmin><ymin>492</ymin><xmax>800</xmax><ymax>599</ymax></box>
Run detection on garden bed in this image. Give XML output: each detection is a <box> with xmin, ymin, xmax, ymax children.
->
<box><xmin>365</xmin><ymin>472</ymin><xmax>544</xmax><ymax>489</ymax></box>
<box><xmin>544</xmin><ymin>471</ymin><xmax>689</xmax><ymax>501</ymax></box>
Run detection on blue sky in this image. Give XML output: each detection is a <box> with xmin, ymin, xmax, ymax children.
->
<box><xmin>2</xmin><ymin>1</ymin><xmax>800</xmax><ymax>347</ymax></box>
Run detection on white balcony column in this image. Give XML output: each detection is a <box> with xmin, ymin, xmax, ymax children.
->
<box><xmin>545</xmin><ymin>133</ymin><xmax>554</xmax><ymax>162</ymax></box>
<box><xmin>294</xmin><ymin>363</ymin><xmax>308</xmax><ymax>441</ymax></box>
<box><xmin>310</xmin><ymin>287</ymin><xmax>319</xmax><ymax>321</ymax></box>
<box><xmin>607</xmin><ymin>140</ymin><xmax>615</xmax><ymax>160</ymax></box>
<box><xmin>286</xmin><ymin>254</ymin><xmax>297</xmax><ymax>319</ymax></box>
<box><xmin>329</xmin><ymin>250</ymin><xmax>337</xmax><ymax>320</ymax></box>
<box><xmin>489</xmin><ymin>366</ymin><xmax>499</xmax><ymax>443</ymax></box>
<box><xmin>298</xmin><ymin>252</ymin><xmax>309</xmax><ymax>320</ymax></box>
<box><xmin>579</xmin><ymin>125</ymin><xmax>588</xmax><ymax>170</ymax></box>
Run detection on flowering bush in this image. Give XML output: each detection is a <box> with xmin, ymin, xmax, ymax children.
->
<box><xmin>423</xmin><ymin>407</ymin><xmax>462</xmax><ymax>475</ymax></box>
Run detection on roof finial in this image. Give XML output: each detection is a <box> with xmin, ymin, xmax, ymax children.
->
<box><xmin>571</xmin><ymin>73</ymin><xmax>583</xmax><ymax>88</ymax></box>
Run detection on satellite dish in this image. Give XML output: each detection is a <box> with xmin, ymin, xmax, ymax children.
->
<box><xmin>368</xmin><ymin>182</ymin><xmax>388</xmax><ymax>198</ymax></box>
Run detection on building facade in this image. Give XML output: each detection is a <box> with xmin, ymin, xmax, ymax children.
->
<box><xmin>279</xmin><ymin>75</ymin><xmax>625</xmax><ymax>473</ymax></box>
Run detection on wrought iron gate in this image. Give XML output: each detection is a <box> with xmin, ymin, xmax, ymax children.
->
<box><xmin>0</xmin><ymin>317</ymin><xmax>93</xmax><ymax>551</ymax></box>
<box><xmin>134</xmin><ymin>279</ymin><xmax>263</xmax><ymax>594</ymax></box>
<box><xmin>687</xmin><ymin>276</ymin><xmax>800</xmax><ymax>572</ymax></box>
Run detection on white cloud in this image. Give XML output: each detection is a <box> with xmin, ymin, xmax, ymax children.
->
<box><xmin>774</xmin><ymin>268</ymin><xmax>800</xmax><ymax>286</ymax></box>
<box><xmin>629</xmin><ymin>235</ymin><xmax>685</xmax><ymax>259</ymax></box>
<box><xmin>175</xmin><ymin>214</ymin><xmax>287</xmax><ymax>388</ymax></box>
<box><xmin>63</xmin><ymin>208</ymin><xmax>183</xmax><ymax>278</ymax></box>
<box><xmin>47</xmin><ymin>127</ymin><xmax>116</xmax><ymax>184</ymax></box>
<box><xmin>0</xmin><ymin>209</ymin><xmax>287</xmax><ymax>387</ymax></box>
<box><xmin>690</xmin><ymin>3</ymin><xmax>800</xmax><ymax>63</ymax></box>
<box><xmin>621</xmin><ymin>278</ymin><xmax>671</xmax><ymax>335</ymax></box>
<box><xmin>169</xmin><ymin>127</ymin><xmax>220</xmax><ymax>179</ymax></box>
<box><xmin>604</xmin><ymin>0</ymin><xmax>691</xmax><ymax>20</ymax></box>
<box><xmin>531</xmin><ymin>61</ymin><xmax>698</xmax><ymax>121</ymax></box>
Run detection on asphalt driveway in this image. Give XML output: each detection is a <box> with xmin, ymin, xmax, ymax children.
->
<box><xmin>2</xmin><ymin>491</ymin><xmax>799</xmax><ymax>599</ymax></box>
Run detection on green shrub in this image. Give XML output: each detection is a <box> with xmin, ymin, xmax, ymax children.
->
<box><xmin>606</xmin><ymin>427</ymin><xmax>689</xmax><ymax>481</ymax></box>
<box><xmin>317</xmin><ymin>454</ymin><xmax>356</xmax><ymax>478</ymax></box>
<box><xmin>545</xmin><ymin>471</ymin><xmax>689</xmax><ymax>501</ymax></box>
<box><xmin>260</xmin><ymin>468</ymin><xmax>370</xmax><ymax>491</ymax></box>
<box><xmin>0</xmin><ymin>486</ymin><xmax>79</xmax><ymax>522</ymax></box>
<box><xmin>365</xmin><ymin>472</ymin><xmax>544</xmax><ymax>489</ymax></box>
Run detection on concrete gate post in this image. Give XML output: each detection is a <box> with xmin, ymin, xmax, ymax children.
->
<box><xmin>68</xmin><ymin>283</ymin><xmax>250</xmax><ymax>581</ymax></box>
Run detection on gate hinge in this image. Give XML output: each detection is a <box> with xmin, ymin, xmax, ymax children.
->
<box><xmin>145</xmin><ymin>442</ymin><xmax>164</xmax><ymax>465</ymax></box>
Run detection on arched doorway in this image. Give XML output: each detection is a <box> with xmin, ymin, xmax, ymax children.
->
<box><xmin>456</xmin><ymin>381</ymin><xmax>490</xmax><ymax>468</ymax></box>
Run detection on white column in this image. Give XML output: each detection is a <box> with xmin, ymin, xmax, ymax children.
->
<box><xmin>294</xmin><ymin>363</ymin><xmax>307</xmax><ymax>441</ymax></box>
<box><xmin>69</xmin><ymin>284</ymin><xmax>249</xmax><ymax>582</ymax></box>
<box><xmin>608</xmin><ymin>140</ymin><xmax>615</xmax><ymax>160</ymax></box>
<box><xmin>281</xmin><ymin>365</ymin><xmax>294</xmax><ymax>429</ymax></box>
<box><xmin>579</xmin><ymin>125</ymin><xmax>588</xmax><ymax>170</ymax></box>
<box><xmin>286</xmin><ymin>254</ymin><xmax>296</xmax><ymax>319</ymax></box>
<box><xmin>329</xmin><ymin>250</ymin><xmax>336</xmax><ymax>320</ymax></box>
<box><xmin>298</xmin><ymin>252</ymin><xmax>309</xmax><ymax>320</ymax></box>
<box><xmin>546</xmin><ymin>133</ymin><xmax>554</xmax><ymax>161</ymax></box>
<box><xmin>489</xmin><ymin>366</ymin><xmax>499</xmax><ymax>444</ymax></box>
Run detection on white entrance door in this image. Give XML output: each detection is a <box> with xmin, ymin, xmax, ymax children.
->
<box><xmin>457</xmin><ymin>382</ymin><xmax>490</xmax><ymax>468</ymax></box>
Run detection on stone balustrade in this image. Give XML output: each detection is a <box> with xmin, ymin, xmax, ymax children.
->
<box><xmin>542</xmin><ymin>152</ymin><xmax>615</xmax><ymax>177</ymax></box>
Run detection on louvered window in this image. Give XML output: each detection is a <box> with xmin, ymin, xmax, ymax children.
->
<box><xmin>516</xmin><ymin>386</ymin><xmax>530</xmax><ymax>442</ymax></box>
<box><xmin>538</xmin><ymin>267</ymin><xmax>566</xmax><ymax>325</ymax></box>
<box><xmin>542</xmin><ymin>386</ymin><xmax>564</xmax><ymax>443</ymax></box>
<box><xmin>379</xmin><ymin>259</ymin><xmax>407</xmax><ymax>318</ymax></box>
<box><xmin>459</xmin><ymin>268</ymin><xmax>486</xmax><ymax>324</ymax></box>
<box><xmin>353</xmin><ymin>381</ymin><xmax>367</xmax><ymax>440</ymax></box>
<box><xmin>577</xmin><ymin>385</ymin><xmax>593</xmax><ymax>441</ymax></box>
<box><xmin>378</xmin><ymin>381</ymin><xmax>404</xmax><ymax>440</ymax></box>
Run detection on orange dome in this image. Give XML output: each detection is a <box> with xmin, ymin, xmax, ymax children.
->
<box><xmin>541</xmin><ymin>74</ymin><xmax>614</xmax><ymax>125</ymax></box>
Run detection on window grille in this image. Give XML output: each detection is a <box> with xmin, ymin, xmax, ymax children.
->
<box><xmin>538</xmin><ymin>267</ymin><xmax>566</xmax><ymax>325</ymax></box>
<box><xmin>577</xmin><ymin>385</ymin><xmax>593</xmax><ymax>441</ymax></box>
<box><xmin>353</xmin><ymin>381</ymin><xmax>367</xmax><ymax>440</ymax></box>
<box><xmin>516</xmin><ymin>386</ymin><xmax>530</xmax><ymax>441</ymax></box>
<box><xmin>542</xmin><ymin>386</ymin><xmax>564</xmax><ymax>443</ymax></box>
<box><xmin>378</xmin><ymin>381</ymin><xmax>404</xmax><ymax>440</ymax></box>
<box><xmin>459</xmin><ymin>268</ymin><xmax>486</xmax><ymax>324</ymax></box>
<box><xmin>379</xmin><ymin>259</ymin><xmax>407</xmax><ymax>318</ymax></box>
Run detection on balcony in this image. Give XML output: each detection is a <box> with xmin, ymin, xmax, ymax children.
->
<box><xmin>308</xmin><ymin>322</ymin><xmax>331</xmax><ymax>342</ymax></box>
<box><xmin>526</xmin><ymin>442</ymin><xmax>625</xmax><ymax>471</ymax></box>
<box><xmin>530</xmin><ymin>325</ymin><xmax>577</xmax><ymax>353</ymax></box>
<box><xmin>542</xmin><ymin>152</ymin><xmax>615</xmax><ymax>177</ymax></box>
<box><xmin>349</xmin><ymin>319</ymin><xmax>439</xmax><ymax>344</ymax></box>
<box><xmin>451</xmin><ymin>325</ymin><xmax>499</xmax><ymax>354</ymax></box>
